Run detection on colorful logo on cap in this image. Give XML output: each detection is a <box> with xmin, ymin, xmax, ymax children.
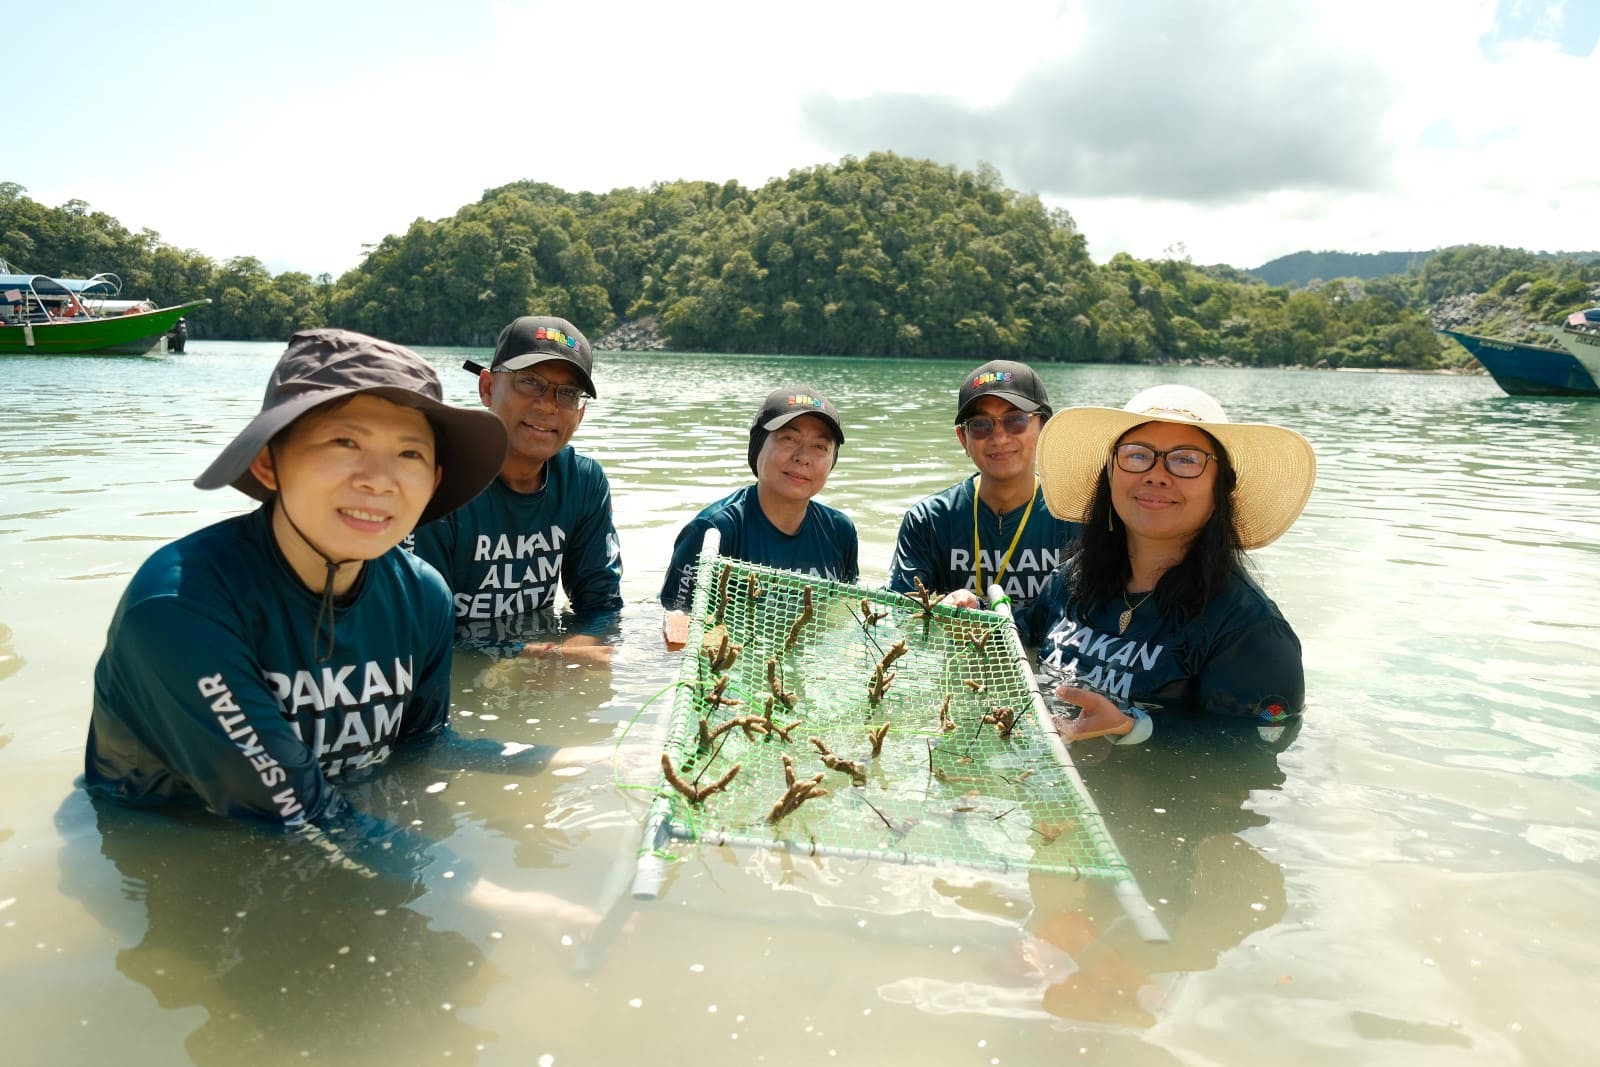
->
<box><xmin>535</xmin><ymin>326</ymin><xmax>581</xmax><ymax>351</ymax></box>
<box><xmin>1257</xmin><ymin>699</ymin><xmax>1289</xmax><ymax>723</ymax></box>
<box><xmin>972</xmin><ymin>370</ymin><xmax>1015</xmax><ymax>388</ymax></box>
<box><xmin>787</xmin><ymin>394</ymin><xmax>825</xmax><ymax>409</ymax></box>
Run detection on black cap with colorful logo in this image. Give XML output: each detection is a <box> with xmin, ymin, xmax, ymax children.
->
<box><xmin>955</xmin><ymin>359</ymin><xmax>1052</xmax><ymax>423</ymax></box>
<box><xmin>747</xmin><ymin>383</ymin><xmax>844</xmax><ymax>475</ymax></box>
<box><xmin>469</xmin><ymin>315</ymin><xmax>596</xmax><ymax>397</ymax></box>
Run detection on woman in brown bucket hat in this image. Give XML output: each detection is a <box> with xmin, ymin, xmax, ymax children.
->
<box><xmin>82</xmin><ymin>330</ymin><xmax>610</xmax><ymax>919</ymax></box>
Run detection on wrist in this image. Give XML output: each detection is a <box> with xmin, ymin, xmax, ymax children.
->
<box><xmin>1109</xmin><ymin>705</ymin><xmax>1153</xmax><ymax>745</ymax></box>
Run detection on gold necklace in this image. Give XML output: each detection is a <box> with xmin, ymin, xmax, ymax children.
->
<box><xmin>1117</xmin><ymin>588</ymin><xmax>1155</xmax><ymax>635</ymax></box>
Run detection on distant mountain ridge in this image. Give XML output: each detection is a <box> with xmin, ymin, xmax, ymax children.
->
<box><xmin>1251</xmin><ymin>249</ymin><xmax>1600</xmax><ymax>288</ymax></box>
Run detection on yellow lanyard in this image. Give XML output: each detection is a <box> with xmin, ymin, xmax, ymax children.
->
<box><xmin>972</xmin><ymin>475</ymin><xmax>1036</xmax><ymax>596</ymax></box>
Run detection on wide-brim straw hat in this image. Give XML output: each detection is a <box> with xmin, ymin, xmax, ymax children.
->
<box><xmin>194</xmin><ymin>328</ymin><xmax>508</xmax><ymax>526</ymax></box>
<box><xmin>1036</xmin><ymin>383</ymin><xmax>1316</xmax><ymax>549</ymax></box>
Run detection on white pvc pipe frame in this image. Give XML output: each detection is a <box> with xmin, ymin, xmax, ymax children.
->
<box><xmin>629</xmin><ymin>535</ymin><xmax>1170</xmax><ymax>944</ymax></box>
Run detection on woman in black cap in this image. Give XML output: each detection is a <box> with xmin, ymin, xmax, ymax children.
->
<box><xmin>659</xmin><ymin>383</ymin><xmax>858</xmax><ymax>648</ymax></box>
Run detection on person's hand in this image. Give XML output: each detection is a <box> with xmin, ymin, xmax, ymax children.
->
<box><xmin>944</xmin><ymin>589</ymin><xmax>982</xmax><ymax>611</ymax></box>
<box><xmin>547</xmin><ymin>742</ymin><xmax>659</xmax><ymax>783</ymax></box>
<box><xmin>662</xmin><ymin>610</ymin><xmax>690</xmax><ymax>651</ymax></box>
<box><xmin>552</xmin><ymin>634</ymin><xmax>614</xmax><ymax>665</ymax></box>
<box><xmin>518</xmin><ymin>635</ymin><xmax>614</xmax><ymax>666</ymax></box>
<box><xmin>1052</xmin><ymin>685</ymin><xmax>1135</xmax><ymax>742</ymax></box>
<box><xmin>466</xmin><ymin>877</ymin><xmax>602</xmax><ymax>929</ymax></box>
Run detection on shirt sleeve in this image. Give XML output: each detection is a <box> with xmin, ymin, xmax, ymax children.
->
<box><xmin>407</xmin><ymin>513</ymin><xmax>458</xmax><ymax>591</ymax></box>
<box><xmin>840</xmin><ymin>519</ymin><xmax>860</xmax><ymax>585</ymax></box>
<box><xmin>94</xmin><ymin>581</ymin><xmax>483</xmax><ymax>881</ymax></box>
<box><xmin>399</xmin><ymin>573</ymin><xmax>455</xmax><ymax>743</ymax></box>
<box><xmin>1192</xmin><ymin>615</ymin><xmax>1305</xmax><ymax>721</ymax></box>
<box><xmin>659</xmin><ymin>517</ymin><xmax>713</xmax><ymax>612</ymax></box>
<box><xmin>1020</xmin><ymin>564</ymin><xmax>1068</xmax><ymax>656</ymax></box>
<box><xmin>886</xmin><ymin>507</ymin><xmax>935</xmax><ymax>594</ymax></box>
<box><xmin>563</xmin><ymin>466</ymin><xmax>624</xmax><ymax>615</ymax></box>
<box><xmin>96</xmin><ymin>592</ymin><xmax>346</xmax><ymax>827</ymax></box>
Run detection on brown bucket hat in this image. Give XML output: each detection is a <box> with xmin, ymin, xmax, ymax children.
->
<box><xmin>194</xmin><ymin>328</ymin><xmax>508</xmax><ymax>525</ymax></box>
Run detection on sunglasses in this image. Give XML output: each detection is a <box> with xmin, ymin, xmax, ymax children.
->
<box><xmin>959</xmin><ymin>411</ymin><xmax>1039</xmax><ymax>439</ymax></box>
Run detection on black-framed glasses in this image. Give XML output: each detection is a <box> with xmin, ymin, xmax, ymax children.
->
<box><xmin>496</xmin><ymin>369</ymin><xmax>590</xmax><ymax>410</ymax></box>
<box><xmin>959</xmin><ymin>411</ymin><xmax>1039</xmax><ymax>440</ymax></box>
<box><xmin>1113</xmin><ymin>442</ymin><xmax>1215</xmax><ymax>478</ymax></box>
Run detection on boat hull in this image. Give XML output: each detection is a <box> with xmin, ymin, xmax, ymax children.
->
<box><xmin>1443</xmin><ymin>330</ymin><xmax>1600</xmax><ymax>398</ymax></box>
<box><xmin>0</xmin><ymin>300</ymin><xmax>209</xmax><ymax>356</ymax></box>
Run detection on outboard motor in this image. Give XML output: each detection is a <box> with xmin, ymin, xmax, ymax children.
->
<box><xmin>168</xmin><ymin>317</ymin><xmax>189</xmax><ymax>354</ymax></box>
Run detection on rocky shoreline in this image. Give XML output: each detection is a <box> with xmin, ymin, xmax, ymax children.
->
<box><xmin>593</xmin><ymin>315</ymin><xmax>667</xmax><ymax>351</ymax></box>
<box><xmin>1428</xmin><ymin>282</ymin><xmax>1600</xmax><ymax>345</ymax></box>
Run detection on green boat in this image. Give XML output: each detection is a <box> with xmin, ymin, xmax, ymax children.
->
<box><xmin>1</xmin><ymin>266</ymin><xmax>209</xmax><ymax>356</ymax></box>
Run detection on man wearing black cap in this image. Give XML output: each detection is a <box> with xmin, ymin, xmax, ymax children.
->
<box><xmin>659</xmin><ymin>383</ymin><xmax>858</xmax><ymax>648</ymax></box>
<box><xmin>411</xmin><ymin>315</ymin><xmax>623</xmax><ymax>657</ymax></box>
<box><xmin>886</xmin><ymin>359</ymin><xmax>1078</xmax><ymax>644</ymax></box>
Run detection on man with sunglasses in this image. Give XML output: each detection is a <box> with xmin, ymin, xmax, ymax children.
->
<box><xmin>410</xmin><ymin>316</ymin><xmax>622</xmax><ymax>658</ymax></box>
<box><xmin>887</xmin><ymin>359</ymin><xmax>1078</xmax><ymax>643</ymax></box>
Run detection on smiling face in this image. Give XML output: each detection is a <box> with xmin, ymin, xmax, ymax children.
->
<box><xmin>249</xmin><ymin>394</ymin><xmax>442</xmax><ymax>587</ymax></box>
<box><xmin>480</xmin><ymin>358</ymin><xmax>587</xmax><ymax>472</ymax></box>
<box><xmin>755</xmin><ymin>413</ymin><xmax>838</xmax><ymax>506</ymax></box>
<box><xmin>1108</xmin><ymin>420</ymin><xmax>1219</xmax><ymax>548</ymax></box>
<box><xmin>957</xmin><ymin>395</ymin><xmax>1043</xmax><ymax>485</ymax></box>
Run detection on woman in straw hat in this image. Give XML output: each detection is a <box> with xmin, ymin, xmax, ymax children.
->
<box><xmin>83</xmin><ymin>330</ymin><xmax>608</xmax><ymax>922</ymax></box>
<box><xmin>1013</xmin><ymin>383</ymin><xmax>1315</xmax><ymax>745</ymax></box>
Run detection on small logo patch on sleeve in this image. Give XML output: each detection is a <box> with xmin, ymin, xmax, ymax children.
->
<box><xmin>1257</xmin><ymin>698</ymin><xmax>1290</xmax><ymax>723</ymax></box>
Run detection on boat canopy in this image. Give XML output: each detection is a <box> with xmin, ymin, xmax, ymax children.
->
<box><xmin>0</xmin><ymin>272</ymin><xmax>121</xmax><ymax>299</ymax></box>
<box><xmin>0</xmin><ymin>274</ymin><xmax>75</xmax><ymax>301</ymax></box>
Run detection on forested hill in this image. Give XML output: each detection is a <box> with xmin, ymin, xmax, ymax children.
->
<box><xmin>1252</xmin><ymin>248</ymin><xmax>1600</xmax><ymax>288</ymax></box>
<box><xmin>4</xmin><ymin>159</ymin><xmax>1599</xmax><ymax>371</ymax></box>
<box><xmin>1251</xmin><ymin>251</ymin><xmax>1436</xmax><ymax>287</ymax></box>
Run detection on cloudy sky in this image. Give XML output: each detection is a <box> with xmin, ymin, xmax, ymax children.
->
<box><xmin>8</xmin><ymin>0</ymin><xmax>1596</xmax><ymax>277</ymax></box>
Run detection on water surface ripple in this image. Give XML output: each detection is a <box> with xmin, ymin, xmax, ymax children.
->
<box><xmin>2</xmin><ymin>343</ymin><xmax>1595</xmax><ymax>1065</ymax></box>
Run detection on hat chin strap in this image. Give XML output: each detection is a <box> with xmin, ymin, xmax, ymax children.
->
<box><xmin>269</xmin><ymin>445</ymin><xmax>358</xmax><ymax>663</ymax></box>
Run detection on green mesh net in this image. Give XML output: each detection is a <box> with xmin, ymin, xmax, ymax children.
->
<box><xmin>634</xmin><ymin>542</ymin><xmax>1167</xmax><ymax>940</ymax></box>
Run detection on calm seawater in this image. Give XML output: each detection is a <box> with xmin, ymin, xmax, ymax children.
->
<box><xmin>2</xmin><ymin>341</ymin><xmax>1597</xmax><ymax>1066</ymax></box>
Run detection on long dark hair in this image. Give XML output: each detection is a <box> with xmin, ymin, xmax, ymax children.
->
<box><xmin>1067</xmin><ymin>434</ymin><xmax>1246</xmax><ymax>622</ymax></box>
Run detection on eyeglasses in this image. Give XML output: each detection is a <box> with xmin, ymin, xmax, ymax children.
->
<box><xmin>1113</xmin><ymin>442</ymin><xmax>1216</xmax><ymax>478</ymax></box>
<box><xmin>959</xmin><ymin>411</ymin><xmax>1039</xmax><ymax>439</ymax></box>
<box><xmin>495</xmin><ymin>369</ymin><xmax>590</xmax><ymax>410</ymax></box>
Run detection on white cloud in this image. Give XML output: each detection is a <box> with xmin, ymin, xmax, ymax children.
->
<box><xmin>10</xmin><ymin>0</ymin><xmax>1597</xmax><ymax>277</ymax></box>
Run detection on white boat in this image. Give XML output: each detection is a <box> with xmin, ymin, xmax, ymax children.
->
<box><xmin>1553</xmin><ymin>308</ymin><xmax>1600</xmax><ymax>381</ymax></box>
